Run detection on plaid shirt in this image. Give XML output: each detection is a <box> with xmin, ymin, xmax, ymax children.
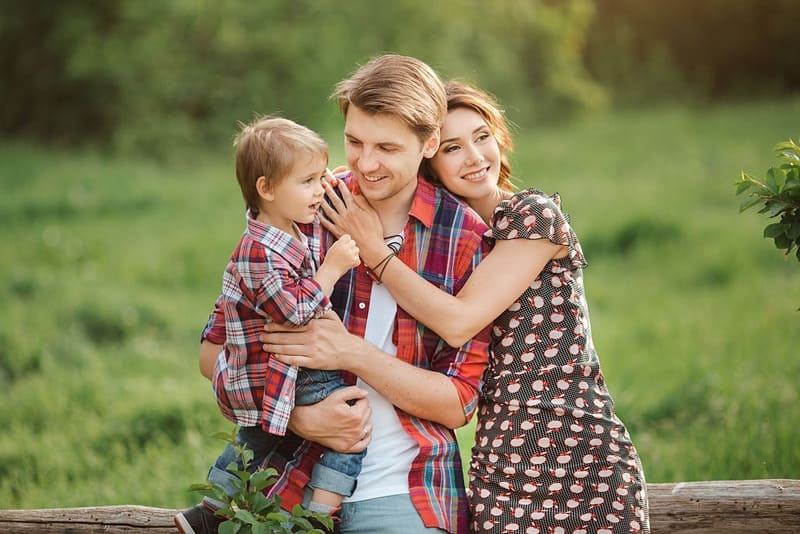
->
<box><xmin>203</xmin><ymin>176</ymin><xmax>490</xmax><ymax>534</ymax></box>
<box><xmin>203</xmin><ymin>212</ymin><xmax>329</xmax><ymax>435</ymax></box>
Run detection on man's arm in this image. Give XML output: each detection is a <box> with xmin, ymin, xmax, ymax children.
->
<box><xmin>197</xmin><ymin>339</ymin><xmax>371</xmax><ymax>451</ymax></box>
<box><xmin>263</xmin><ymin>311</ymin><xmax>473</xmax><ymax>429</ymax></box>
<box><xmin>199</xmin><ymin>339</ymin><xmax>218</xmax><ymax>380</ymax></box>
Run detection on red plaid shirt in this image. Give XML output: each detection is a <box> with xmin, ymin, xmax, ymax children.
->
<box><xmin>203</xmin><ymin>176</ymin><xmax>490</xmax><ymax>534</ymax></box>
<box><xmin>204</xmin><ymin>213</ymin><xmax>329</xmax><ymax>435</ymax></box>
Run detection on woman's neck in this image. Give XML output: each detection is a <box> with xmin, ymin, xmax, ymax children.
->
<box><xmin>468</xmin><ymin>187</ymin><xmax>512</xmax><ymax>225</ymax></box>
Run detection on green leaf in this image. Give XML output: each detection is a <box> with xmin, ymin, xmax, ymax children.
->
<box><xmin>774</xmin><ymin>234</ymin><xmax>792</xmax><ymax>249</ymax></box>
<box><xmin>234</xmin><ymin>509</ymin><xmax>260</xmax><ymax>525</ymax></box>
<box><xmin>252</xmin><ymin>523</ymin><xmax>273</xmax><ymax>534</ymax></box>
<box><xmin>766</xmin><ymin>201</ymin><xmax>790</xmax><ymax>217</ymax></box>
<box><xmin>766</xmin><ymin>167</ymin><xmax>779</xmax><ymax>193</ymax></box>
<box><xmin>265</xmin><ymin>511</ymin><xmax>289</xmax><ymax>522</ymax></box>
<box><xmin>788</xmin><ymin>222</ymin><xmax>800</xmax><ymax>240</ymax></box>
<box><xmin>249</xmin><ymin>469</ymin><xmax>278</xmax><ymax>492</ymax></box>
<box><xmin>738</xmin><ymin>196</ymin><xmax>763</xmax><ymax>212</ymax></box>
<box><xmin>773</xmin><ymin>167</ymin><xmax>788</xmax><ymax>190</ymax></box>
<box><xmin>219</xmin><ymin>520</ymin><xmax>242</xmax><ymax>534</ymax></box>
<box><xmin>764</xmin><ymin>223</ymin><xmax>787</xmax><ymax>238</ymax></box>
<box><xmin>249</xmin><ymin>492</ymin><xmax>272</xmax><ymax>514</ymax></box>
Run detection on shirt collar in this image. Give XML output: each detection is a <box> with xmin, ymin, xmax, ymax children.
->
<box><xmin>245</xmin><ymin>210</ymin><xmax>310</xmax><ymax>268</ymax></box>
<box><xmin>408</xmin><ymin>175</ymin><xmax>436</xmax><ymax>229</ymax></box>
<box><xmin>343</xmin><ymin>172</ymin><xmax>437</xmax><ymax>229</ymax></box>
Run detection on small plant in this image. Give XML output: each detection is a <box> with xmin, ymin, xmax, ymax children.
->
<box><xmin>735</xmin><ymin>138</ymin><xmax>800</xmax><ymax>261</ymax></box>
<box><xmin>189</xmin><ymin>428</ymin><xmax>333</xmax><ymax>534</ymax></box>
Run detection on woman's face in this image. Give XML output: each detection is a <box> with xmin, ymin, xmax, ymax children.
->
<box><xmin>430</xmin><ymin>107</ymin><xmax>501</xmax><ymax>201</ymax></box>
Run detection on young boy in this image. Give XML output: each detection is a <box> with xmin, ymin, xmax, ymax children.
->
<box><xmin>175</xmin><ymin>116</ymin><xmax>363</xmax><ymax>534</ymax></box>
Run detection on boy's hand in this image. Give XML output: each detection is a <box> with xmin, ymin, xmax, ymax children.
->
<box><xmin>323</xmin><ymin>234</ymin><xmax>360</xmax><ymax>275</ymax></box>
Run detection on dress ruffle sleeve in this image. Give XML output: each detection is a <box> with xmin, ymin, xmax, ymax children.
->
<box><xmin>489</xmin><ymin>189</ymin><xmax>587</xmax><ymax>270</ymax></box>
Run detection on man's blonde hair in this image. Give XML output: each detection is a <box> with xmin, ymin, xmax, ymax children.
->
<box><xmin>233</xmin><ymin>116</ymin><xmax>328</xmax><ymax>216</ymax></box>
<box><xmin>333</xmin><ymin>54</ymin><xmax>446</xmax><ymax>145</ymax></box>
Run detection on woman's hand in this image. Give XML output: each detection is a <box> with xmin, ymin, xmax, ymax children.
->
<box><xmin>320</xmin><ymin>179</ymin><xmax>388</xmax><ymax>267</ymax></box>
<box><xmin>289</xmin><ymin>386</ymin><xmax>372</xmax><ymax>453</ymax></box>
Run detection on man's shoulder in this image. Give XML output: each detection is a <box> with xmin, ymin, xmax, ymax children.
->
<box><xmin>432</xmin><ymin>186</ymin><xmax>488</xmax><ymax>234</ymax></box>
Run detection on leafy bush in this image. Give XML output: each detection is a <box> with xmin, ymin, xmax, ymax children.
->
<box><xmin>736</xmin><ymin>138</ymin><xmax>800</xmax><ymax>262</ymax></box>
<box><xmin>190</xmin><ymin>428</ymin><xmax>332</xmax><ymax>534</ymax></box>
<box><xmin>1</xmin><ymin>0</ymin><xmax>603</xmax><ymax>156</ymax></box>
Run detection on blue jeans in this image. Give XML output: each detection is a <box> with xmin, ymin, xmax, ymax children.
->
<box><xmin>306</xmin><ymin>492</ymin><xmax>446</xmax><ymax>533</ymax></box>
<box><xmin>204</xmin><ymin>368</ymin><xmax>365</xmax><ymax>509</ymax></box>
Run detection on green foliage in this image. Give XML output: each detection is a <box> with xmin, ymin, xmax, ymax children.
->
<box><xmin>1</xmin><ymin>0</ymin><xmax>603</xmax><ymax>156</ymax></box>
<box><xmin>189</xmin><ymin>429</ymin><xmax>332</xmax><ymax>534</ymax></box>
<box><xmin>585</xmin><ymin>0</ymin><xmax>800</xmax><ymax>105</ymax></box>
<box><xmin>736</xmin><ymin>138</ymin><xmax>800</xmax><ymax>262</ymax></box>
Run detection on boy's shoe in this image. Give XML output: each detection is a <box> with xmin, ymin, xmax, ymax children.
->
<box><xmin>174</xmin><ymin>503</ymin><xmax>224</xmax><ymax>534</ymax></box>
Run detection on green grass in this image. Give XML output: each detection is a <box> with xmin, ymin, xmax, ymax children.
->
<box><xmin>2</xmin><ymin>97</ymin><xmax>799</xmax><ymax>509</ymax></box>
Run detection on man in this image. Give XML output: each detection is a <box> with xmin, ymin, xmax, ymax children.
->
<box><xmin>183</xmin><ymin>54</ymin><xmax>490</xmax><ymax>534</ymax></box>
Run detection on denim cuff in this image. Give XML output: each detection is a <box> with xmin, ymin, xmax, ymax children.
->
<box><xmin>203</xmin><ymin>464</ymin><xmax>241</xmax><ymax>508</ymax></box>
<box><xmin>309</xmin><ymin>462</ymin><xmax>358</xmax><ymax>497</ymax></box>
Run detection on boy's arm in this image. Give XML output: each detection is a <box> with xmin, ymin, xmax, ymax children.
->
<box><xmin>313</xmin><ymin>234</ymin><xmax>359</xmax><ymax>296</ymax></box>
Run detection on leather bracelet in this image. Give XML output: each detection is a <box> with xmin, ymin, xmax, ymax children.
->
<box><xmin>365</xmin><ymin>252</ymin><xmax>395</xmax><ymax>283</ymax></box>
<box><xmin>375</xmin><ymin>254</ymin><xmax>395</xmax><ymax>283</ymax></box>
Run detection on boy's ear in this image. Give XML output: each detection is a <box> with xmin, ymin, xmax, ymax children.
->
<box><xmin>422</xmin><ymin>131</ymin><xmax>440</xmax><ymax>159</ymax></box>
<box><xmin>255</xmin><ymin>176</ymin><xmax>274</xmax><ymax>201</ymax></box>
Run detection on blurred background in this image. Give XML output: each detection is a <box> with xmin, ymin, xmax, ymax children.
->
<box><xmin>1</xmin><ymin>0</ymin><xmax>798</xmax><ymax>509</ymax></box>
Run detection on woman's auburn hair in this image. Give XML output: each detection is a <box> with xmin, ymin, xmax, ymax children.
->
<box><xmin>423</xmin><ymin>80</ymin><xmax>515</xmax><ymax>193</ymax></box>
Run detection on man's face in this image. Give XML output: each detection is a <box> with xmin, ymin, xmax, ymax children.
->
<box><xmin>343</xmin><ymin>105</ymin><xmax>438</xmax><ymax>207</ymax></box>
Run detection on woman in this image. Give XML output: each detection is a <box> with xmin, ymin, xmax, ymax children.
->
<box><xmin>321</xmin><ymin>81</ymin><xmax>650</xmax><ymax>533</ymax></box>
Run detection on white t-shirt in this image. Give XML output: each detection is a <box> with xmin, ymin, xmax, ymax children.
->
<box><xmin>344</xmin><ymin>281</ymin><xmax>419</xmax><ymax>502</ymax></box>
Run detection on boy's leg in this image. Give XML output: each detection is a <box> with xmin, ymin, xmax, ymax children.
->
<box><xmin>296</xmin><ymin>370</ymin><xmax>365</xmax><ymax>510</ymax></box>
<box><xmin>204</xmin><ymin>426</ymin><xmax>280</xmax><ymax>509</ymax></box>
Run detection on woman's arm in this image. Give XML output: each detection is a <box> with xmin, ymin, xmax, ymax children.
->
<box><xmin>381</xmin><ymin>238</ymin><xmax>564</xmax><ymax>346</ymax></box>
<box><xmin>321</xmin><ymin>181</ymin><xmax>566</xmax><ymax>346</ymax></box>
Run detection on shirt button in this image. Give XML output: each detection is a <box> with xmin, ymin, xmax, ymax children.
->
<box><xmin>358</xmin><ymin>302</ymin><xmax>366</xmax><ymax>309</ymax></box>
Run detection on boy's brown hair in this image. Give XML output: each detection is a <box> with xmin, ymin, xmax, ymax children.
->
<box><xmin>233</xmin><ymin>116</ymin><xmax>328</xmax><ymax>216</ymax></box>
<box><xmin>332</xmin><ymin>54</ymin><xmax>446</xmax><ymax>145</ymax></box>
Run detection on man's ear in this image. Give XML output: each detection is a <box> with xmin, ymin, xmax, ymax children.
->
<box><xmin>256</xmin><ymin>176</ymin><xmax>274</xmax><ymax>201</ymax></box>
<box><xmin>422</xmin><ymin>131</ymin><xmax>440</xmax><ymax>159</ymax></box>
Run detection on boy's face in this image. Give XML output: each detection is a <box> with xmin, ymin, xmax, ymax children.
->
<box><xmin>258</xmin><ymin>152</ymin><xmax>327</xmax><ymax>234</ymax></box>
<box><xmin>343</xmin><ymin>105</ymin><xmax>439</xmax><ymax>208</ymax></box>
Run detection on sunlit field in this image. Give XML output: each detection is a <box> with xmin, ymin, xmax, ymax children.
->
<box><xmin>1</xmin><ymin>97</ymin><xmax>798</xmax><ymax>509</ymax></box>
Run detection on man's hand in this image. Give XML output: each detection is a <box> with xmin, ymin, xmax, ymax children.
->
<box><xmin>289</xmin><ymin>386</ymin><xmax>372</xmax><ymax>453</ymax></box>
<box><xmin>261</xmin><ymin>310</ymin><xmax>361</xmax><ymax>372</ymax></box>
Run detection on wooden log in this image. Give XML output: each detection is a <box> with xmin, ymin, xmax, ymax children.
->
<box><xmin>0</xmin><ymin>504</ymin><xmax>176</xmax><ymax>533</ymax></box>
<box><xmin>0</xmin><ymin>479</ymin><xmax>798</xmax><ymax>533</ymax></box>
<box><xmin>646</xmin><ymin>478</ymin><xmax>800</xmax><ymax>533</ymax></box>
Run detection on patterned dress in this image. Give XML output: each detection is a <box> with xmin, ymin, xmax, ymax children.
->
<box><xmin>469</xmin><ymin>190</ymin><xmax>650</xmax><ymax>534</ymax></box>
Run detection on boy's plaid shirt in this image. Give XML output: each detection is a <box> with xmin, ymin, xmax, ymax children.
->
<box><xmin>203</xmin><ymin>212</ymin><xmax>329</xmax><ymax>436</ymax></box>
